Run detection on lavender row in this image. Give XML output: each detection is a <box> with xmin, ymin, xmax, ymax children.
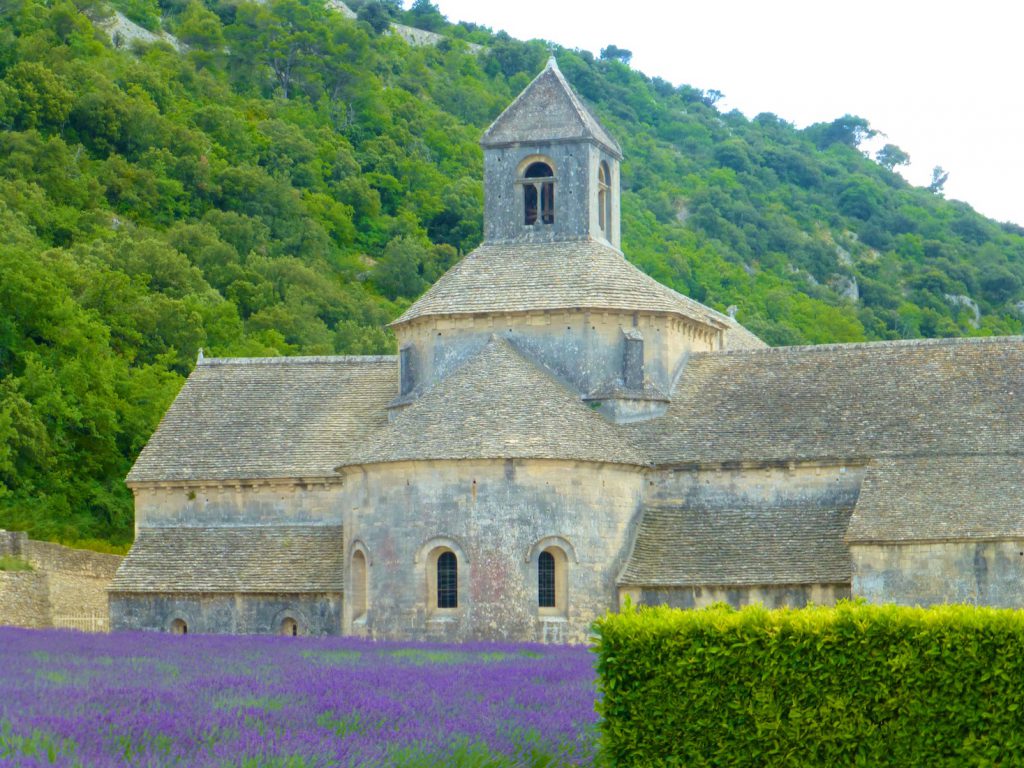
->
<box><xmin>0</xmin><ymin>628</ymin><xmax>600</xmax><ymax>767</ymax></box>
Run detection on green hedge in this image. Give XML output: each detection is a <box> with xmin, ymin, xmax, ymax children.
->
<box><xmin>593</xmin><ymin>602</ymin><xmax>1024</xmax><ymax>766</ymax></box>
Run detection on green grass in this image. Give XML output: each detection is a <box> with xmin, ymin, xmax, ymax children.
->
<box><xmin>0</xmin><ymin>556</ymin><xmax>31</xmax><ymax>572</ymax></box>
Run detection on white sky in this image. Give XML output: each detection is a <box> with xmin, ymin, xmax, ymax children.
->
<box><xmin>432</xmin><ymin>0</ymin><xmax>1024</xmax><ymax>226</ymax></box>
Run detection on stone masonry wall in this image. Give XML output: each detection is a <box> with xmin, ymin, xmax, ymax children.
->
<box><xmin>852</xmin><ymin>541</ymin><xmax>1024</xmax><ymax>607</ymax></box>
<box><xmin>0</xmin><ymin>531</ymin><xmax>123</xmax><ymax>630</ymax></box>
<box><xmin>0</xmin><ymin>571</ymin><xmax>50</xmax><ymax>628</ymax></box>
<box><xmin>340</xmin><ymin>458</ymin><xmax>645</xmax><ymax>644</ymax></box>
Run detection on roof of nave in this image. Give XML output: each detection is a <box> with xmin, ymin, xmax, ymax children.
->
<box><xmin>390</xmin><ymin>239</ymin><xmax>755</xmax><ymax>338</ymax></box>
<box><xmin>338</xmin><ymin>336</ymin><xmax>648</xmax><ymax>469</ymax></box>
<box><xmin>619</xmin><ymin>503</ymin><xmax>853</xmax><ymax>587</ymax></box>
<box><xmin>847</xmin><ymin>455</ymin><xmax>1024</xmax><ymax>544</ymax></box>
<box><xmin>127</xmin><ymin>356</ymin><xmax>396</xmax><ymax>484</ymax></box>
<box><xmin>110</xmin><ymin>525</ymin><xmax>344</xmax><ymax>593</ymax></box>
<box><xmin>631</xmin><ymin>335</ymin><xmax>1024</xmax><ymax>466</ymax></box>
<box><xmin>481</xmin><ymin>56</ymin><xmax>622</xmax><ymax>158</ymax></box>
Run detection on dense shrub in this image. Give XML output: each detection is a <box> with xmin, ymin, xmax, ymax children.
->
<box><xmin>593</xmin><ymin>602</ymin><xmax>1024</xmax><ymax>766</ymax></box>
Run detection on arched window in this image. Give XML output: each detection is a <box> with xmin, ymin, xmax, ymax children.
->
<box><xmin>437</xmin><ymin>550</ymin><xmax>458</xmax><ymax>609</ymax></box>
<box><xmin>537</xmin><ymin>547</ymin><xmax>568</xmax><ymax>616</ymax></box>
<box><xmin>170</xmin><ymin>618</ymin><xmax>188</xmax><ymax>635</ymax></box>
<box><xmin>280</xmin><ymin>617</ymin><xmax>298</xmax><ymax>636</ymax></box>
<box><xmin>523</xmin><ymin>161</ymin><xmax>554</xmax><ymax>225</ymax></box>
<box><xmin>538</xmin><ymin>551</ymin><xmax>556</xmax><ymax>607</ymax></box>
<box><xmin>598</xmin><ymin>161</ymin><xmax>611</xmax><ymax>237</ymax></box>
<box><xmin>351</xmin><ymin>549</ymin><xmax>368</xmax><ymax>620</ymax></box>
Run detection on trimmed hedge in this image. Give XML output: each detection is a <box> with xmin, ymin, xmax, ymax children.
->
<box><xmin>593</xmin><ymin>602</ymin><xmax>1024</xmax><ymax>766</ymax></box>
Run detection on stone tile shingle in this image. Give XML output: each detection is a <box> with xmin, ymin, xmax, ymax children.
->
<box><xmin>110</xmin><ymin>526</ymin><xmax>344</xmax><ymax>592</ymax></box>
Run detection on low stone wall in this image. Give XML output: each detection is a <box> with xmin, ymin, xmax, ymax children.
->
<box><xmin>0</xmin><ymin>571</ymin><xmax>50</xmax><ymax>628</ymax></box>
<box><xmin>0</xmin><ymin>531</ymin><xmax>124</xmax><ymax>630</ymax></box>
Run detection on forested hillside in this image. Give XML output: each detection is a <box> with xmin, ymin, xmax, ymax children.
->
<box><xmin>2</xmin><ymin>0</ymin><xmax>1023</xmax><ymax>548</ymax></box>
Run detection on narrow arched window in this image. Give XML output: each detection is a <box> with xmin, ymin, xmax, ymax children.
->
<box><xmin>598</xmin><ymin>161</ymin><xmax>611</xmax><ymax>237</ymax></box>
<box><xmin>351</xmin><ymin>549</ymin><xmax>368</xmax><ymax>620</ymax></box>
<box><xmin>538</xmin><ymin>551</ymin><xmax>556</xmax><ymax>608</ymax></box>
<box><xmin>524</xmin><ymin>162</ymin><xmax>554</xmax><ymax>225</ymax></box>
<box><xmin>437</xmin><ymin>551</ymin><xmax>458</xmax><ymax>609</ymax></box>
<box><xmin>170</xmin><ymin>618</ymin><xmax>187</xmax><ymax>635</ymax></box>
<box><xmin>281</xmin><ymin>617</ymin><xmax>298</xmax><ymax>636</ymax></box>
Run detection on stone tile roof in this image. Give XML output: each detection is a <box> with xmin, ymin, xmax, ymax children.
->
<box><xmin>339</xmin><ymin>336</ymin><xmax>647</xmax><ymax>468</ymax></box>
<box><xmin>619</xmin><ymin>504</ymin><xmax>853</xmax><ymax>587</ymax></box>
<box><xmin>481</xmin><ymin>57</ymin><xmax>622</xmax><ymax>158</ymax></box>
<box><xmin>634</xmin><ymin>336</ymin><xmax>1024</xmax><ymax>465</ymax></box>
<box><xmin>110</xmin><ymin>526</ymin><xmax>344</xmax><ymax>593</ymax></box>
<box><xmin>391</xmin><ymin>239</ymin><xmax>735</xmax><ymax>331</ymax></box>
<box><xmin>127</xmin><ymin>356</ymin><xmax>396</xmax><ymax>484</ymax></box>
<box><xmin>847</xmin><ymin>455</ymin><xmax>1024</xmax><ymax>543</ymax></box>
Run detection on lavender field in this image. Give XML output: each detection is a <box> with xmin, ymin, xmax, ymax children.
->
<box><xmin>0</xmin><ymin>628</ymin><xmax>600</xmax><ymax>767</ymax></box>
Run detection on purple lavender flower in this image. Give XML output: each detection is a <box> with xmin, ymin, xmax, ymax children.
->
<box><xmin>0</xmin><ymin>628</ymin><xmax>599</xmax><ymax>766</ymax></box>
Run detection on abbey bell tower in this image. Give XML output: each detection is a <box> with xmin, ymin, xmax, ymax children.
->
<box><xmin>480</xmin><ymin>57</ymin><xmax>622</xmax><ymax>248</ymax></box>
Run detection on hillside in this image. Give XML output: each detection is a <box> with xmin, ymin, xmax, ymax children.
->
<box><xmin>1</xmin><ymin>0</ymin><xmax>1022</xmax><ymax>547</ymax></box>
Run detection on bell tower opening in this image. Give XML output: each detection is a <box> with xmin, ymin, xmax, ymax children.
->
<box><xmin>598</xmin><ymin>161</ymin><xmax>611</xmax><ymax>238</ymax></box>
<box><xmin>522</xmin><ymin>161</ymin><xmax>555</xmax><ymax>225</ymax></box>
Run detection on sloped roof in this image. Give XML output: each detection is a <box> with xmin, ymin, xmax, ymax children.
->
<box><xmin>110</xmin><ymin>526</ymin><xmax>344</xmax><ymax>593</ymax></box>
<box><xmin>391</xmin><ymin>239</ymin><xmax>735</xmax><ymax>331</ymax></box>
<box><xmin>339</xmin><ymin>336</ymin><xmax>647</xmax><ymax>468</ymax></box>
<box><xmin>633</xmin><ymin>336</ymin><xmax>1024</xmax><ymax>466</ymax></box>
<box><xmin>619</xmin><ymin>504</ymin><xmax>853</xmax><ymax>587</ymax></box>
<box><xmin>481</xmin><ymin>57</ymin><xmax>622</xmax><ymax>158</ymax></box>
<box><xmin>127</xmin><ymin>356</ymin><xmax>396</xmax><ymax>484</ymax></box>
<box><xmin>847</xmin><ymin>455</ymin><xmax>1024</xmax><ymax>543</ymax></box>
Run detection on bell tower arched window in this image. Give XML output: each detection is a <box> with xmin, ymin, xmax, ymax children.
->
<box><xmin>523</xmin><ymin>161</ymin><xmax>554</xmax><ymax>225</ymax></box>
<box><xmin>598</xmin><ymin>161</ymin><xmax>611</xmax><ymax>238</ymax></box>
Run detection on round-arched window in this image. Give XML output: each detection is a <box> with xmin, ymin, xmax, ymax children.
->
<box><xmin>280</xmin><ymin>617</ymin><xmax>298</xmax><ymax>636</ymax></box>
<box><xmin>437</xmin><ymin>550</ymin><xmax>458</xmax><ymax>609</ymax></box>
<box><xmin>538</xmin><ymin>550</ymin><xmax>556</xmax><ymax>608</ymax></box>
<box><xmin>170</xmin><ymin>618</ymin><xmax>188</xmax><ymax>635</ymax></box>
<box><xmin>523</xmin><ymin>161</ymin><xmax>554</xmax><ymax>225</ymax></box>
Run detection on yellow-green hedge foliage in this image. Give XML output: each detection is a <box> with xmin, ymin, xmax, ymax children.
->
<box><xmin>593</xmin><ymin>601</ymin><xmax>1024</xmax><ymax>766</ymax></box>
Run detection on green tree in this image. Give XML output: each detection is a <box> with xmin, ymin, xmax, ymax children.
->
<box><xmin>876</xmin><ymin>143</ymin><xmax>910</xmax><ymax>171</ymax></box>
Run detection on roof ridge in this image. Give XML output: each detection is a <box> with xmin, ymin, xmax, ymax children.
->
<box><xmin>138</xmin><ymin>523</ymin><xmax>344</xmax><ymax>531</ymax></box>
<box><xmin>695</xmin><ymin>334</ymin><xmax>1024</xmax><ymax>358</ymax></box>
<box><xmin>199</xmin><ymin>355</ymin><xmax>396</xmax><ymax>366</ymax></box>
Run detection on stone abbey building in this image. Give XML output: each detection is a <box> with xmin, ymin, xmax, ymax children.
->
<box><xmin>111</xmin><ymin>59</ymin><xmax>1024</xmax><ymax>642</ymax></box>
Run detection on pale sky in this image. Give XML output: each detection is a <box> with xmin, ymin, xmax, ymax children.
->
<box><xmin>432</xmin><ymin>0</ymin><xmax>1024</xmax><ymax>226</ymax></box>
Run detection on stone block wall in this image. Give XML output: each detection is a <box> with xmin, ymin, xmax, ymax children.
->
<box><xmin>627</xmin><ymin>583</ymin><xmax>851</xmax><ymax>611</ymax></box>
<box><xmin>341</xmin><ymin>458</ymin><xmax>645</xmax><ymax>643</ymax></box>
<box><xmin>852</xmin><ymin>541</ymin><xmax>1024</xmax><ymax>607</ymax></box>
<box><xmin>110</xmin><ymin>592</ymin><xmax>342</xmax><ymax>635</ymax></box>
<box><xmin>0</xmin><ymin>532</ymin><xmax>123</xmax><ymax>630</ymax></box>
<box><xmin>0</xmin><ymin>571</ymin><xmax>50</xmax><ymax>628</ymax></box>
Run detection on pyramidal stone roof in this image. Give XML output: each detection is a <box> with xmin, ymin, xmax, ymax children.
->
<box><xmin>481</xmin><ymin>56</ymin><xmax>622</xmax><ymax>158</ymax></box>
<box><xmin>619</xmin><ymin>503</ymin><xmax>853</xmax><ymax>587</ymax></box>
<box><xmin>127</xmin><ymin>356</ymin><xmax>396</xmax><ymax>484</ymax></box>
<box><xmin>338</xmin><ymin>336</ymin><xmax>647</xmax><ymax>468</ymax></box>
<box><xmin>110</xmin><ymin>525</ymin><xmax>344</xmax><ymax>593</ymax></box>
<box><xmin>847</xmin><ymin>455</ymin><xmax>1024</xmax><ymax>544</ymax></box>
<box><xmin>391</xmin><ymin>239</ymin><xmax>736</xmax><ymax>332</ymax></box>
